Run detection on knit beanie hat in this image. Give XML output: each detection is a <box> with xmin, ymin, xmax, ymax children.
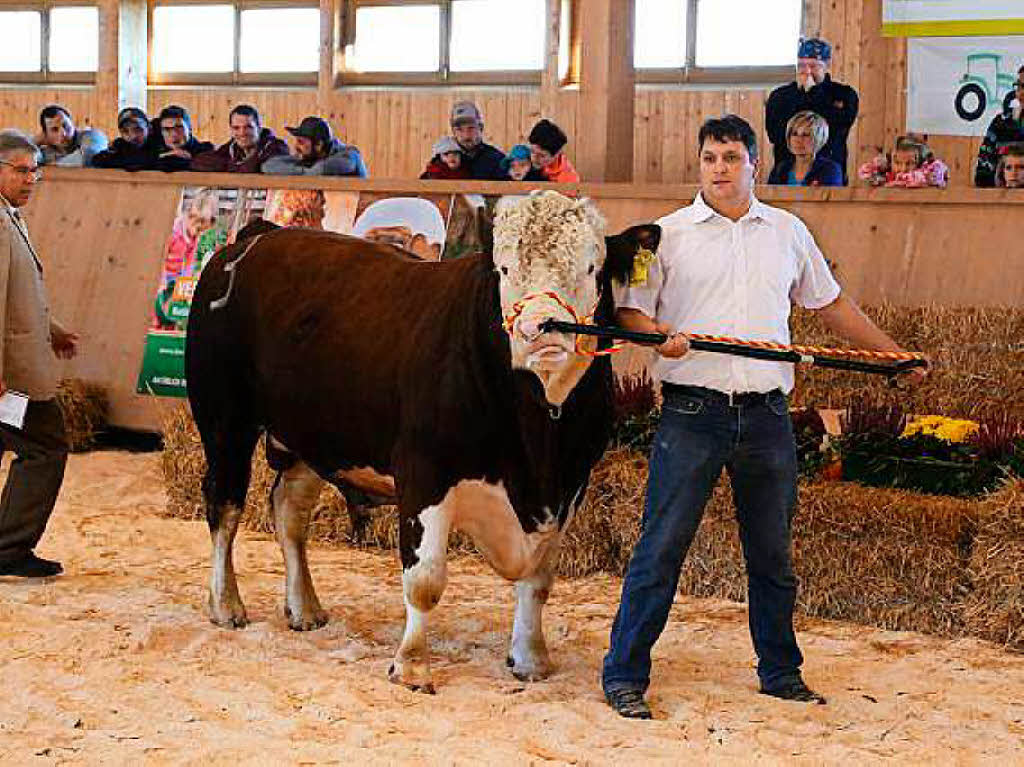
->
<box><xmin>528</xmin><ymin>119</ymin><xmax>567</xmax><ymax>155</ymax></box>
<box><xmin>500</xmin><ymin>144</ymin><xmax>531</xmax><ymax>172</ymax></box>
<box><xmin>432</xmin><ymin>136</ymin><xmax>461</xmax><ymax>156</ymax></box>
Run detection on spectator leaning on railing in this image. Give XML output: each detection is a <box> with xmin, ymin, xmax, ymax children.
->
<box><xmin>975</xmin><ymin>73</ymin><xmax>1024</xmax><ymax>187</ymax></box>
<box><xmin>35</xmin><ymin>105</ymin><xmax>107</xmax><ymax>168</ymax></box>
<box><xmin>191</xmin><ymin>105</ymin><xmax>288</xmax><ymax>174</ymax></box>
<box><xmin>996</xmin><ymin>142</ymin><xmax>1024</xmax><ymax>188</ymax></box>
<box><xmin>419</xmin><ymin>136</ymin><xmax>470</xmax><ymax>180</ymax></box>
<box><xmin>152</xmin><ymin>106</ymin><xmax>213</xmax><ymax>173</ymax></box>
<box><xmin>262</xmin><ymin>116</ymin><xmax>368</xmax><ymax>177</ymax></box>
<box><xmin>858</xmin><ymin>135</ymin><xmax>949</xmax><ymax>189</ymax></box>
<box><xmin>528</xmin><ymin>119</ymin><xmax>580</xmax><ymax>183</ymax></box>
<box><xmin>91</xmin><ymin>107</ymin><xmax>161</xmax><ymax>171</ymax></box>
<box><xmin>767</xmin><ymin>111</ymin><xmax>842</xmax><ymax>186</ymax></box>
<box><xmin>449</xmin><ymin>101</ymin><xmax>506</xmax><ymax>180</ymax></box>
<box><xmin>766</xmin><ymin>38</ymin><xmax>859</xmax><ymax>185</ymax></box>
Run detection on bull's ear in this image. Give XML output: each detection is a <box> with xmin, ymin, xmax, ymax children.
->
<box><xmin>477</xmin><ymin>203</ymin><xmax>495</xmax><ymax>267</ymax></box>
<box><xmin>603</xmin><ymin>224</ymin><xmax>661</xmax><ymax>286</ymax></box>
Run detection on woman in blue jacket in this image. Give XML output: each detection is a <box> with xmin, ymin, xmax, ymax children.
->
<box><xmin>767</xmin><ymin>110</ymin><xmax>843</xmax><ymax>187</ymax></box>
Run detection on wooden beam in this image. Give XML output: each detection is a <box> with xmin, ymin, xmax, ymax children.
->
<box><xmin>576</xmin><ymin>0</ymin><xmax>634</xmax><ymax>182</ymax></box>
<box><xmin>118</xmin><ymin>0</ymin><xmax>148</xmax><ymax>110</ymax></box>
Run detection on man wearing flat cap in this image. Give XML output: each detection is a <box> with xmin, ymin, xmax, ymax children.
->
<box><xmin>449</xmin><ymin>101</ymin><xmax>506</xmax><ymax>180</ymax></box>
<box><xmin>262</xmin><ymin>116</ymin><xmax>367</xmax><ymax>177</ymax></box>
<box><xmin>766</xmin><ymin>38</ymin><xmax>859</xmax><ymax>184</ymax></box>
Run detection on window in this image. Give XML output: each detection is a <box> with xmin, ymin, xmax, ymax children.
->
<box><xmin>0</xmin><ymin>4</ymin><xmax>98</xmax><ymax>83</ymax></box>
<box><xmin>634</xmin><ymin>0</ymin><xmax>803</xmax><ymax>83</ymax></box>
<box><xmin>342</xmin><ymin>0</ymin><xmax>548</xmax><ymax>85</ymax></box>
<box><xmin>150</xmin><ymin>2</ymin><xmax>320</xmax><ymax>84</ymax></box>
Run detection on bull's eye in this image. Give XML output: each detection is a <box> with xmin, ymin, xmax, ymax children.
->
<box><xmin>587</xmin><ymin>263</ymin><xmax>595</xmax><ymax>275</ymax></box>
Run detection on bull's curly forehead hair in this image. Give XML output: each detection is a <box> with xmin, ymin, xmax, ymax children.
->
<box><xmin>494</xmin><ymin>191</ymin><xmax>606</xmax><ymax>293</ymax></box>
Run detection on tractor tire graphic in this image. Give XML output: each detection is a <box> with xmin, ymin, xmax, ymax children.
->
<box><xmin>955</xmin><ymin>83</ymin><xmax>987</xmax><ymax>121</ymax></box>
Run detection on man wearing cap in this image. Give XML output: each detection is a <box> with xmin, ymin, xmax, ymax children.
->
<box><xmin>765</xmin><ymin>38</ymin><xmax>859</xmax><ymax>184</ymax></box>
<box><xmin>262</xmin><ymin>116</ymin><xmax>368</xmax><ymax>177</ymax></box>
<box><xmin>449</xmin><ymin>101</ymin><xmax>506</xmax><ymax>180</ymax></box>
<box><xmin>92</xmin><ymin>108</ymin><xmax>160</xmax><ymax>171</ymax></box>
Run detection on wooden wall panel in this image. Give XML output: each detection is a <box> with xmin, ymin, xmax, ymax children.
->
<box><xmin>0</xmin><ymin>1</ymin><xmax>989</xmax><ymax>186</ymax></box>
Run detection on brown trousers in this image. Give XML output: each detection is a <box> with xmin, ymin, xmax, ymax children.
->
<box><xmin>0</xmin><ymin>399</ymin><xmax>68</xmax><ymax>563</ymax></box>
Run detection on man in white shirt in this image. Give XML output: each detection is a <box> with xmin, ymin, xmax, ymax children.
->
<box><xmin>601</xmin><ymin>115</ymin><xmax>926</xmax><ymax>720</ymax></box>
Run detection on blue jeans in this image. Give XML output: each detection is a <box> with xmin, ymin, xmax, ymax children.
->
<box><xmin>602</xmin><ymin>385</ymin><xmax>802</xmax><ymax>693</ymax></box>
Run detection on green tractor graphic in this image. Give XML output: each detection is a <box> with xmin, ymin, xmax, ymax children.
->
<box><xmin>955</xmin><ymin>53</ymin><xmax>1017</xmax><ymax>122</ymax></box>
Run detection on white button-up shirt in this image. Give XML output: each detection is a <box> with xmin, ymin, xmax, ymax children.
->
<box><xmin>614</xmin><ymin>193</ymin><xmax>841</xmax><ymax>394</ymax></box>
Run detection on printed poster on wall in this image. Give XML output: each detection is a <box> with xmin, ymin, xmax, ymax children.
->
<box><xmin>908</xmin><ymin>36</ymin><xmax>1024</xmax><ymax>136</ymax></box>
<box><xmin>884</xmin><ymin>1</ymin><xmax>1024</xmax><ymax>37</ymax></box>
<box><xmin>135</xmin><ymin>187</ymin><xmax>268</xmax><ymax>397</ymax></box>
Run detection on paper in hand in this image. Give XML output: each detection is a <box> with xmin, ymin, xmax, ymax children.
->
<box><xmin>0</xmin><ymin>390</ymin><xmax>29</xmax><ymax>429</ymax></box>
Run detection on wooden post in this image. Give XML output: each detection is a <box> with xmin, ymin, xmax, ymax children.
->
<box><xmin>118</xmin><ymin>0</ymin><xmax>148</xmax><ymax>110</ymax></box>
<box><xmin>576</xmin><ymin>0</ymin><xmax>634</xmax><ymax>182</ymax></box>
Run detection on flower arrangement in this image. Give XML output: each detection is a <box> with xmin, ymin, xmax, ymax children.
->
<box><xmin>901</xmin><ymin>415</ymin><xmax>980</xmax><ymax>443</ymax></box>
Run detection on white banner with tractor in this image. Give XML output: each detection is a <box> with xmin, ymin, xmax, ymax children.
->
<box><xmin>884</xmin><ymin>0</ymin><xmax>1024</xmax><ymax>37</ymax></box>
<box><xmin>908</xmin><ymin>36</ymin><xmax>1024</xmax><ymax>136</ymax></box>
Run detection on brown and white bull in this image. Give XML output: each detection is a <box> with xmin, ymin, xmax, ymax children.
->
<box><xmin>185</xmin><ymin>191</ymin><xmax>659</xmax><ymax>691</ymax></box>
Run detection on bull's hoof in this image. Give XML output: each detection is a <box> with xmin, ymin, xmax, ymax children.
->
<box><xmin>506</xmin><ymin>652</ymin><xmax>553</xmax><ymax>682</ymax></box>
<box><xmin>388</xmin><ymin>661</ymin><xmax>436</xmax><ymax>695</ymax></box>
<box><xmin>209</xmin><ymin>596</ymin><xmax>248</xmax><ymax>628</ymax></box>
<box><xmin>284</xmin><ymin>605</ymin><xmax>329</xmax><ymax>632</ymax></box>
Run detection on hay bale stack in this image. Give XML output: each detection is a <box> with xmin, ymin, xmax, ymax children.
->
<box><xmin>55</xmin><ymin>379</ymin><xmax>108</xmax><ymax>452</ymax></box>
<box><xmin>960</xmin><ymin>479</ymin><xmax>1024</xmax><ymax>649</ymax></box>
<box><xmin>790</xmin><ymin>305</ymin><xmax>1024</xmax><ymax>420</ymax></box>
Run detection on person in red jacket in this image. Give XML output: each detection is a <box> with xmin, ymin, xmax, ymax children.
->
<box><xmin>190</xmin><ymin>104</ymin><xmax>288</xmax><ymax>173</ymax></box>
<box><xmin>419</xmin><ymin>136</ymin><xmax>471</xmax><ymax>180</ymax></box>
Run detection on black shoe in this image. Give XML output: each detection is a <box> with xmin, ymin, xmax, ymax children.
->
<box><xmin>760</xmin><ymin>680</ymin><xmax>827</xmax><ymax>705</ymax></box>
<box><xmin>605</xmin><ymin>687</ymin><xmax>653</xmax><ymax>719</ymax></box>
<box><xmin>0</xmin><ymin>554</ymin><xmax>63</xmax><ymax>578</ymax></box>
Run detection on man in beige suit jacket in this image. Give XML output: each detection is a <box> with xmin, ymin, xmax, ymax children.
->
<box><xmin>0</xmin><ymin>130</ymin><xmax>78</xmax><ymax>578</ymax></box>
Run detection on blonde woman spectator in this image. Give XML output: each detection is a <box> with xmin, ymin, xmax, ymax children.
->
<box><xmin>767</xmin><ymin>111</ymin><xmax>842</xmax><ymax>186</ymax></box>
<box><xmin>859</xmin><ymin>135</ymin><xmax>949</xmax><ymax>189</ymax></box>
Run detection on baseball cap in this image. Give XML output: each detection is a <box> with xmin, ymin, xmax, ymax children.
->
<box><xmin>117</xmin><ymin>107</ymin><xmax>148</xmax><ymax>129</ymax></box>
<box><xmin>450</xmin><ymin>101</ymin><xmax>483</xmax><ymax>126</ymax></box>
<box><xmin>285</xmin><ymin>116</ymin><xmax>333</xmax><ymax>145</ymax></box>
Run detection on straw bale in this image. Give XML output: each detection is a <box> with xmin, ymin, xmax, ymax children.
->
<box><xmin>55</xmin><ymin>378</ymin><xmax>108</xmax><ymax>452</ymax></box>
<box><xmin>960</xmin><ymin>478</ymin><xmax>1024</xmax><ymax>649</ymax></box>
<box><xmin>789</xmin><ymin>305</ymin><xmax>1024</xmax><ymax>420</ymax></box>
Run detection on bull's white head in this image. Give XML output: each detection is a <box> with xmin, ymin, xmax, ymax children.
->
<box><xmin>493</xmin><ymin>191</ymin><xmax>607</xmax><ymax>407</ymax></box>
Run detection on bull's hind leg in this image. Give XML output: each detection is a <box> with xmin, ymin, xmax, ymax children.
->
<box><xmin>203</xmin><ymin>427</ymin><xmax>260</xmax><ymax>628</ymax></box>
<box><xmin>270</xmin><ymin>459</ymin><xmax>328</xmax><ymax>631</ymax></box>
<box><xmin>507</xmin><ymin>538</ymin><xmax>561</xmax><ymax>681</ymax></box>
<box><xmin>389</xmin><ymin>485</ymin><xmax>454</xmax><ymax>694</ymax></box>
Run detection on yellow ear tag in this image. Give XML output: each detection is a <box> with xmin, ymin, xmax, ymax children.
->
<box><xmin>630</xmin><ymin>247</ymin><xmax>655</xmax><ymax>286</ymax></box>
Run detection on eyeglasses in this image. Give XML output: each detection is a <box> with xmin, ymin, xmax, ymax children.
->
<box><xmin>0</xmin><ymin>160</ymin><xmax>42</xmax><ymax>181</ymax></box>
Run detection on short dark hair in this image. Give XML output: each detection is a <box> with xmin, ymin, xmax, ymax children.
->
<box><xmin>39</xmin><ymin>104</ymin><xmax>72</xmax><ymax>131</ymax></box>
<box><xmin>698</xmin><ymin>114</ymin><xmax>758</xmax><ymax>163</ymax></box>
<box><xmin>157</xmin><ymin>105</ymin><xmax>193</xmax><ymax>131</ymax></box>
<box><xmin>230</xmin><ymin>104</ymin><xmax>260</xmax><ymax>126</ymax></box>
<box><xmin>1004</xmin><ymin>141</ymin><xmax>1024</xmax><ymax>158</ymax></box>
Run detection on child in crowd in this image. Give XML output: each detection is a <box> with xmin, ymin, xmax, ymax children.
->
<box><xmin>528</xmin><ymin>119</ymin><xmax>580</xmax><ymax>183</ymax></box>
<box><xmin>501</xmin><ymin>144</ymin><xmax>543</xmax><ymax>181</ymax></box>
<box><xmin>858</xmin><ymin>135</ymin><xmax>949</xmax><ymax>188</ymax></box>
<box><xmin>420</xmin><ymin>137</ymin><xmax>470</xmax><ymax>180</ymax></box>
<box><xmin>996</xmin><ymin>142</ymin><xmax>1024</xmax><ymax>188</ymax></box>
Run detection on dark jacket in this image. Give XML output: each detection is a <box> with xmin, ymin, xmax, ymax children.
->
<box><xmin>461</xmin><ymin>142</ymin><xmax>507</xmax><ymax>180</ymax></box>
<box><xmin>153</xmin><ymin>136</ymin><xmax>215</xmax><ymax>172</ymax></box>
<box><xmin>419</xmin><ymin>157</ymin><xmax>472</xmax><ymax>180</ymax></box>
<box><xmin>190</xmin><ymin>128</ymin><xmax>289</xmax><ymax>173</ymax></box>
<box><xmin>91</xmin><ymin>134</ymin><xmax>162</xmax><ymax>171</ymax></box>
<box><xmin>974</xmin><ymin>107</ymin><xmax>1024</xmax><ymax>187</ymax></box>
<box><xmin>766</xmin><ymin>75</ymin><xmax>859</xmax><ymax>184</ymax></box>
<box><xmin>767</xmin><ymin>154</ymin><xmax>844</xmax><ymax>186</ymax></box>
<box><xmin>262</xmin><ymin>138</ymin><xmax>368</xmax><ymax>177</ymax></box>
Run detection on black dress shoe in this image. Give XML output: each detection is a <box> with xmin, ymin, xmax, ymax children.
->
<box><xmin>0</xmin><ymin>554</ymin><xmax>63</xmax><ymax>577</ymax></box>
<box><xmin>605</xmin><ymin>687</ymin><xmax>653</xmax><ymax>719</ymax></box>
<box><xmin>760</xmin><ymin>680</ymin><xmax>827</xmax><ymax>705</ymax></box>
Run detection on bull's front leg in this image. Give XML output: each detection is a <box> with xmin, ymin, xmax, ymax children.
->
<box><xmin>507</xmin><ymin>537</ymin><xmax>560</xmax><ymax>681</ymax></box>
<box><xmin>389</xmin><ymin>484</ymin><xmax>453</xmax><ymax>694</ymax></box>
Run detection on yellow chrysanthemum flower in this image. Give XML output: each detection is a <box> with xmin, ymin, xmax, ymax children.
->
<box><xmin>901</xmin><ymin>415</ymin><xmax>979</xmax><ymax>443</ymax></box>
